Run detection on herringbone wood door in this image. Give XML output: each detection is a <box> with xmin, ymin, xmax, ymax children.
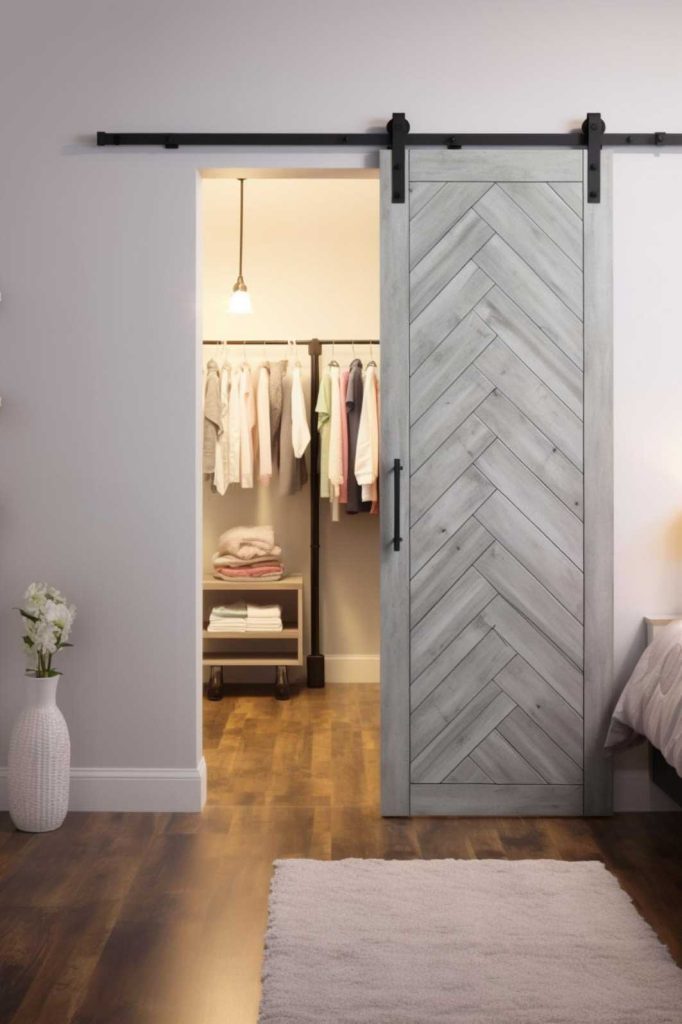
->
<box><xmin>381</xmin><ymin>151</ymin><xmax>613</xmax><ymax>816</ymax></box>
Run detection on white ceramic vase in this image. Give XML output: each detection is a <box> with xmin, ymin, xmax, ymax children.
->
<box><xmin>8</xmin><ymin>675</ymin><xmax>70</xmax><ymax>832</ymax></box>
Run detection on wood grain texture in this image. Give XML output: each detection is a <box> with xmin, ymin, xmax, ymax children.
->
<box><xmin>380</xmin><ymin>150</ymin><xmax>411</xmax><ymax>815</ymax></box>
<box><xmin>409</xmin><ymin>181</ymin><xmax>492</xmax><ymax>266</ymax></box>
<box><xmin>0</xmin><ymin>689</ymin><xmax>679</xmax><ymax>1024</ymax></box>
<box><xmin>410</xmin><ymin>516</ymin><xmax>493</xmax><ymax>628</ymax></box>
<box><xmin>498</xmin><ymin>182</ymin><xmax>583</xmax><ymax>266</ymax></box>
<box><xmin>411</xmin><ymin>365</ymin><xmax>494</xmax><ymax>471</ymax></box>
<box><xmin>410</xmin><ymin>208</ymin><xmax>494</xmax><ymax>318</ymax></box>
<box><xmin>410</xmin><ymin>783</ymin><xmax>583</xmax><ymax>815</ymax></box>
<box><xmin>410</xmin><ymin>414</ymin><xmax>494</xmax><ymax>525</ymax></box>
<box><xmin>583</xmin><ymin>152</ymin><xmax>614</xmax><ymax>815</ymax></box>
<box><xmin>473</xmin><ymin>184</ymin><xmax>583</xmax><ymax>315</ymax></box>
<box><xmin>410</xmin><ymin>566</ymin><xmax>494</xmax><ymax>680</ymax></box>
<box><xmin>474</xmin><ymin>234</ymin><xmax>583</xmax><ymax>367</ymax></box>
<box><xmin>475</xmin><ymin>439</ymin><xmax>583</xmax><ymax>568</ymax></box>
<box><xmin>475</xmin><ymin>286</ymin><xmax>583</xmax><ymax>416</ymax></box>
<box><xmin>410</xmin><ymin>262</ymin><xmax>493</xmax><ymax>368</ymax></box>
<box><xmin>495</xmin><ymin>656</ymin><xmax>583</xmax><ymax>765</ymax></box>
<box><xmin>410</xmin><ymin>312</ymin><xmax>495</xmax><ymax>424</ymax></box>
<box><xmin>410</xmin><ymin>150</ymin><xmax>582</xmax><ymax>182</ymax></box>
<box><xmin>549</xmin><ymin>181</ymin><xmax>583</xmax><ymax>217</ymax></box>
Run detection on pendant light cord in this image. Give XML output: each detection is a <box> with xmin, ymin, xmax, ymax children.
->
<box><xmin>238</xmin><ymin>177</ymin><xmax>245</xmax><ymax>279</ymax></box>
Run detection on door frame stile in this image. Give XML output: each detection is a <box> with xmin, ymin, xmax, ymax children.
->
<box><xmin>380</xmin><ymin>149</ymin><xmax>411</xmax><ymax>816</ymax></box>
<box><xmin>583</xmin><ymin>151</ymin><xmax>615</xmax><ymax>814</ymax></box>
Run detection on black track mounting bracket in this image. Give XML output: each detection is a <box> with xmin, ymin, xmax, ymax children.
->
<box><xmin>583</xmin><ymin>112</ymin><xmax>605</xmax><ymax>204</ymax></box>
<box><xmin>387</xmin><ymin>112</ymin><xmax>410</xmax><ymax>204</ymax></box>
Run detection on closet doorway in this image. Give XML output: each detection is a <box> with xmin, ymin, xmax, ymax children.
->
<box><xmin>200</xmin><ymin>170</ymin><xmax>382</xmax><ymax>808</ymax></box>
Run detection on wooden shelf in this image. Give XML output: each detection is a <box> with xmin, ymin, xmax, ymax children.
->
<box><xmin>203</xmin><ymin>574</ymin><xmax>303</xmax><ymax>592</ymax></box>
<box><xmin>203</xmin><ymin>627</ymin><xmax>299</xmax><ymax>640</ymax></box>
<box><xmin>202</xmin><ymin>574</ymin><xmax>304</xmax><ymax>672</ymax></box>
<box><xmin>203</xmin><ymin>652</ymin><xmax>300</xmax><ymax>668</ymax></box>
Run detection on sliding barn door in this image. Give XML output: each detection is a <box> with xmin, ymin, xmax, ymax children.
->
<box><xmin>381</xmin><ymin>150</ymin><xmax>613</xmax><ymax>817</ymax></box>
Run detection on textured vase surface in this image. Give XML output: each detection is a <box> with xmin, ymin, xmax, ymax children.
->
<box><xmin>8</xmin><ymin>675</ymin><xmax>70</xmax><ymax>832</ymax></box>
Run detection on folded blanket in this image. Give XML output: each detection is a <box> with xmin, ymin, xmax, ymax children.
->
<box><xmin>206</xmin><ymin>621</ymin><xmax>246</xmax><ymax>632</ymax></box>
<box><xmin>215</xmin><ymin>562</ymin><xmax>283</xmax><ymax>577</ymax></box>
<box><xmin>214</xmin><ymin>571</ymin><xmax>283</xmax><ymax>582</ymax></box>
<box><xmin>246</xmin><ymin>621</ymin><xmax>282</xmax><ymax>632</ymax></box>
<box><xmin>212</xmin><ymin>549</ymin><xmax>282</xmax><ymax>568</ymax></box>
<box><xmin>247</xmin><ymin>604</ymin><xmax>282</xmax><ymax>619</ymax></box>
<box><xmin>217</xmin><ymin>525</ymin><xmax>276</xmax><ymax>558</ymax></box>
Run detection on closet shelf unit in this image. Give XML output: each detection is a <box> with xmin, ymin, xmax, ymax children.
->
<box><xmin>202</xmin><ymin>574</ymin><xmax>303</xmax><ymax>700</ymax></box>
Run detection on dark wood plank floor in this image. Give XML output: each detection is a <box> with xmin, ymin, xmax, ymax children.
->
<box><xmin>0</xmin><ymin>683</ymin><xmax>680</xmax><ymax>1023</ymax></box>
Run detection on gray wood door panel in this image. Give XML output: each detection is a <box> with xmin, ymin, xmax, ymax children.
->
<box><xmin>475</xmin><ymin>440</ymin><xmax>583</xmax><ymax>568</ymax></box>
<box><xmin>410</xmin><ymin>614</ymin><xmax>492</xmax><ymax>711</ymax></box>
<box><xmin>475</xmin><ymin>287</ymin><xmax>583</xmax><ymax>417</ymax></box>
<box><xmin>410</xmin><ymin>182</ymin><xmax>493</xmax><ymax>267</ymax></box>
<box><xmin>475</xmin><ymin>338</ymin><xmax>583</xmax><ymax>469</ymax></box>
<box><xmin>410</xmin><ymin>263</ymin><xmax>494</xmax><ymax>369</ymax></box>
<box><xmin>473</xmin><ymin>235</ymin><xmax>583</xmax><ymax>367</ymax></box>
<box><xmin>498</xmin><ymin>182</ymin><xmax>583</xmax><ymax>266</ymax></box>
<box><xmin>411</xmin><ymin>366</ymin><xmax>494</xmax><ymax>472</ymax></box>
<box><xmin>444</xmin><ymin>756</ymin><xmax>492</xmax><ymax>784</ymax></box>
<box><xmin>411</xmin><ymin>682</ymin><xmax>515</xmax><ymax>783</ymax></box>
<box><xmin>481</xmin><ymin>596</ymin><xmax>583</xmax><ymax>714</ymax></box>
<box><xmin>410</xmin><ymin>415</ymin><xmax>494</xmax><ymax>525</ymax></box>
<box><xmin>410</xmin><ymin>567</ymin><xmax>494</xmax><ymax>680</ymax></box>
<box><xmin>549</xmin><ymin>181</ymin><xmax>583</xmax><ymax>217</ymax></box>
<box><xmin>410</xmin><ymin>783</ymin><xmax>583</xmax><ymax>816</ymax></box>
<box><xmin>410</xmin><ymin>209</ymin><xmax>494</xmax><ymax>319</ymax></box>
<box><xmin>470</xmin><ymin>729</ymin><xmax>545</xmax><ymax>784</ymax></box>
<box><xmin>382</xmin><ymin>151</ymin><xmax>613</xmax><ymax>817</ymax></box>
<box><xmin>410</xmin><ymin>150</ymin><xmax>582</xmax><ymax>182</ymax></box>
<box><xmin>475</xmin><ymin>492</ymin><xmax>584</xmax><ymax>621</ymax></box>
<box><xmin>411</xmin><ymin>630</ymin><xmax>515</xmax><ymax>759</ymax></box>
<box><xmin>495</xmin><ymin>656</ymin><xmax>583</xmax><ymax>765</ymax></box>
<box><xmin>410</xmin><ymin>313</ymin><xmax>495</xmax><ymax>424</ymax></box>
<box><xmin>497</xmin><ymin>708</ymin><xmax>582</xmax><ymax>784</ymax></box>
<box><xmin>473</xmin><ymin>185</ymin><xmax>583</xmax><ymax>315</ymax></box>
<box><xmin>410</xmin><ymin>517</ymin><xmax>493</xmax><ymax>628</ymax></box>
<box><xmin>475</xmin><ymin>391</ymin><xmax>583</xmax><ymax>516</ymax></box>
<box><xmin>475</xmin><ymin>543</ymin><xmax>583</xmax><ymax>667</ymax></box>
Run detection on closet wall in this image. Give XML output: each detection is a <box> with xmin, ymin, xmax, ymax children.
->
<box><xmin>202</xmin><ymin>175</ymin><xmax>380</xmax><ymax>680</ymax></box>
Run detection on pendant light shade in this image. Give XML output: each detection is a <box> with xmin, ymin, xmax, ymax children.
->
<box><xmin>228</xmin><ymin>178</ymin><xmax>252</xmax><ymax>314</ymax></box>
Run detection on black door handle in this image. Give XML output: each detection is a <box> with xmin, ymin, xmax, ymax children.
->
<box><xmin>393</xmin><ymin>458</ymin><xmax>403</xmax><ymax>552</ymax></box>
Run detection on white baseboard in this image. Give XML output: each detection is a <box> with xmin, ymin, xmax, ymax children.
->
<box><xmin>0</xmin><ymin>758</ymin><xmax>207</xmax><ymax>813</ymax></box>
<box><xmin>324</xmin><ymin>655</ymin><xmax>380</xmax><ymax>683</ymax></box>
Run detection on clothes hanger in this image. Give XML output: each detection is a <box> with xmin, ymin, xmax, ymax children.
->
<box><xmin>328</xmin><ymin>340</ymin><xmax>339</xmax><ymax>368</ymax></box>
<box><xmin>367</xmin><ymin>339</ymin><xmax>377</xmax><ymax>368</ymax></box>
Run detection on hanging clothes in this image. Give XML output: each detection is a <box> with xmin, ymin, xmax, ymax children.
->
<box><xmin>345</xmin><ymin>358</ymin><xmax>371</xmax><ymax>514</ymax></box>
<box><xmin>256</xmin><ymin>364</ymin><xmax>272</xmax><ymax>485</ymax></box>
<box><xmin>328</xmin><ymin>364</ymin><xmax>343</xmax><ymax>521</ymax></box>
<box><xmin>315</xmin><ymin>367</ymin><xmax>332</xmax><ymax>500</ymax></box>
<box><xmin>227</xmin><ymin>362</ymin><xmax>241</xmax><ymax>485</ymax></box>
<box><xmin>239</xmin><ymin>365</ymin><xmax>256</xmax><ymax>489</ymax></box>
<box><xmin>213</xmin><ymin>361</ymin><xmax>230</xmax><ymax>495</ymax></box>
<box><xmin>268</xmin><ymin>359</ymin><xmax>287</xmax><ymax>468</ymax></box>
<box><xmin>339</xmin><ymin>367</ymin><xmax>350</xmax><ymax>505</ymax></box>
<box><xmin>203</xmin><ymin>359</ymin><xmax>221</xmax><ymax>477</ymax></box>
<box><xmin>355</xmin><ymin>362</ymin><xmax>379</xmax><ymax>504</ymax></box>
<box><xmin>279</xmin><ymin>367</ymin><xmax>309</xmax><ymax>496</ymax></box>
<box><xmin>291</xmin><ymin>363</ymin><xmax>311</xmax><ymax>458</ymax></box>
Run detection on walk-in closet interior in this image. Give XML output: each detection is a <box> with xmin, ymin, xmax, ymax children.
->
<box><xmin>201</xmin><ymin>171</ymin><xmax>381</xmax><ymax>789</ymax></box>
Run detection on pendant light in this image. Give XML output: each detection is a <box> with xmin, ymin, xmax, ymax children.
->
<box><xmin>228</xmin><ymin>177</ymin><xmax>252</xmax><ymax>314</ymax></box>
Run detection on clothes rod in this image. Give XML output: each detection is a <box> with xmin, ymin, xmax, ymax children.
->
<box><xmin>202</xmin><ymin>339</ymin><xmax>380</xmax><ymax>346</ymax></box>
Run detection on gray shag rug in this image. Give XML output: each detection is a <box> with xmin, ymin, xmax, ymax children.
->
<box><xmin>259</xmin><ymin>858</ymin><xmax>682</xmax><ymax>1024</ymax></box>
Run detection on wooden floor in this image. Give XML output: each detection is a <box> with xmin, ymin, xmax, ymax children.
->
<box><xmin>0</xmin><ymin>683</ymin><xmax>681</xmax><ymax>1024</ymax></box>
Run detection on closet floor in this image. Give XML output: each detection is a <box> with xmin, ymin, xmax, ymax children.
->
<box><xmin>0</xmin><ymin>684</ymin><xmax>680</xmax><ymax>1024</ymax></box>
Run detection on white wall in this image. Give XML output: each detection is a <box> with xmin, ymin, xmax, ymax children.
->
<box><xmin>201</xmin><ymin>177</ymin><xmax>380</xmax><ymax>681</ymax></box>
<box><xmin>1</xmin><ymin>0</ymin><xmax>682</xmax><ymax>810</ymax></box>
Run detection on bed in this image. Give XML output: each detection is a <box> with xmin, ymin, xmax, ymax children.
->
<box><xmin>606</xmin><ymin>619</ymin><xmax>682</xmax><ymax>806</ymax></box>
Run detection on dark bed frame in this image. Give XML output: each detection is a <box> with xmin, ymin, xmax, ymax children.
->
<box><xmin>650</xmin><ymin>746</ymin><xmax>682</xmax><ymax>807</ymax></box>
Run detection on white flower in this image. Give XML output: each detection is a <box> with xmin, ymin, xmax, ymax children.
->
<box><xmin>19</xmin><ymin>583</ymin><xmax>76</xmax><ymax>676</ymax></box>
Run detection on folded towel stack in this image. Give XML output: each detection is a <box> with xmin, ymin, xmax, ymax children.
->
<box><xmin>212</xmin><ymin>525</ymin><xmax>284</xmax><ymax>581</ymax></box>
<box><xmin>207</xmin><ymin>602</ymin><xmax>248</xmax><ymax>632</ymax></box>
<box><xmin>206</xmin><ymin>602</ymin><xmax>283</xmax><ymax>633</ymax></box>
<box><xmin>246</xmin><ymin>603</ymin><xmax>283</xmax><ymax>632</ymax></box>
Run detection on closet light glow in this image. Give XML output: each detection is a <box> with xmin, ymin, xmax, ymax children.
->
<box><xmin>228</xmin><ymin>177</ymin><xmax>253</xmax><ymax>315</ymax></box>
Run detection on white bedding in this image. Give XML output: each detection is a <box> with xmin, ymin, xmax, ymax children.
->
<box><xmin>606</xmin><ymin>621</ymin><xmax>682</xmax><ymax>774</ymax></box>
